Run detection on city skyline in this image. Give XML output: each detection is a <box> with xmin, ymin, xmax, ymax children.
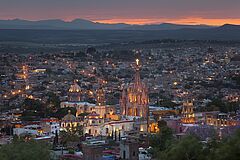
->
<box><xmin>0</xmin><ymin>1</ymin><xmax>240</xmax><ymax>159</ymax></box>
<box><xmin>1</xmin><ymin>0</ymin><xmax>240</xmax><ymax>25</ymax></box>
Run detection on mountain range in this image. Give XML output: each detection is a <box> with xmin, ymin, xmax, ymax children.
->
<box><xmin>0</xmin><ymin>18</ymin><xmax>217</xmax><ymax>30</ymax></box>
<box><xmin>0</xmin><ymin>19</ymin><xmax>240</xmax><ymax>44</ymax></box>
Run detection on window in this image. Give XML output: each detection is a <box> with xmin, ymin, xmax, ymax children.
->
<box><xmin>106</xmin><ymin>128</ymin><xmax>109</xmax><ymax>134</ymax></box>
<box><xmin>133</xmin><ymin>151</ymin><xmax>136</xmax><ymax>156</ymax></box>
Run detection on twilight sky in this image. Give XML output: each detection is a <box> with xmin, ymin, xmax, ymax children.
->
<box><xmin>1</xmin><ymin>0</ymin><xmax>240</xmax><ymax>25</ymax></box>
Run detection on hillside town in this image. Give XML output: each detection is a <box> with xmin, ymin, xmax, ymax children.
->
<box><xmin>0</xmin><ymin>41</ymin><xmax>240</xmax><ymax>160</ymax></box>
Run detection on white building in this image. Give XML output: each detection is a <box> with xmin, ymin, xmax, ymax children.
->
<box><xmin>41</xmin><ymin>118</ymin><xmax>60</xmax><ymax>136</ymax></box>
<box><xmin>60</xmin><ymin>101</ymin><xmax>96</xmax><ymax>116</ymax></box>
<box><xmin>13</xmin><ymin>124</ymin><xmax>41</xmax><ymax>136</ymax></box>
<box><xmin>83</xmin><ymin>112</ymin><xmax>134</xmax><ymax>138</ymax></box>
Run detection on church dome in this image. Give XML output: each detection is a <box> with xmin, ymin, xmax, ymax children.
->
<box><xmin>62</xmin><ymin>110</ymin><xmax>77</xmax><ymax>121</ymax></box>
<box><xmin>69</xmin><ymin>82</ymin><xmax>81</xmax><ymax>93</ymax></box>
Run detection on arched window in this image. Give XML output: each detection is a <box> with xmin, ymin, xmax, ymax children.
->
<box><xmin>106</xmin><ymin>128</ymin><xmax>109</xmax><ymax>134</ymax></box>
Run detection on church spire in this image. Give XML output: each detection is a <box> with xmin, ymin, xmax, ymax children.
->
<box><xmin>134</xmin><ymin>58</ymin><xmax>141</xmax><ymax>86</ymax></box>
<box><xmin>120</xmin><ymin>58</ymin><xmax>149</xmax><ymax>120</ymax></box>
<box><xmin>96</xmin><ymin>86</ymin><xmax>105</xmax><ymax>106</ymax></box>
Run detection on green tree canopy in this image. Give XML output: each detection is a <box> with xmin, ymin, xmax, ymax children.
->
<box><xmin>0</xmin><ymin>139</ymin><xmax>50</xmax><ymax>160</ymax></box>
<box><xmin>163</xmin><ymin>136</ymin><xmax>205</xmax><ymax>160</ymax></box>
<box><xmin>151</xmin><ymin>129</ymin><xmax>240</xmax><ymax>160</ymax></box>
<box><xmin>53</xmin><ymin>107</ymin><xmax>77</xmax><ymax>119</ymax></box>
<box><xmin>211</xmin><ymin>130</ymin><xmax>240</xmax><ymax>160</ymax></box>
<box><xmin>150</xmin><ymin>126</ymin><xmax>174</xmax><ymax>157</ymax></box>
<box><xmin>202</xmin><ymin>98</ymin><xmax>240</xmax><ymax>113</ymax></box>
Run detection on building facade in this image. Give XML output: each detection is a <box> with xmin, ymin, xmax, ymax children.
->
<box><xmin>68</xmin><ymin>81</ymin><xmax>81</xmax><ymax>102</ymax></box>
<box><xmin>181</xmin><ymin>101</ymin><xmax>195</xmax><ymax>124</ymax></box>
<box><xmin>120</xmin><ymin>59</ymin><xmax>149</xmax><ymax>119</ymax></box>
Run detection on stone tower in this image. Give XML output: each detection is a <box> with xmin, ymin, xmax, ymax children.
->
<box><xmin>181</xmin><ymin>101</ymin><xmax>195</xmax><ymax>123</ymax></box>
<box><xmin>68</xmin><ymin>80</ymin><xmax>81</xmax><ymax>102</ymax></box>
<box><xmin>96</xmin><ymin>87</ymin><xmax>106</xmax><ymax>106</ymax></box>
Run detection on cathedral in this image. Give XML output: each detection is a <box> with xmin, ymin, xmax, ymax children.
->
<box><xmin>120</xmin><ymin>59</ymin><xmax>149</xmax><ymax>119</ymax></box>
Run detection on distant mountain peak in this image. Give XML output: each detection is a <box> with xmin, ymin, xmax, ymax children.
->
<box><xmin>71</xmin><ymin>18</ymin><xmax>93</xmax><ymax>23</ymax></box>
<box><xmin>218</xmin><ymin>24</ymin><xmax>240</xmax><ymax>30</ymax></box>
<box><xmin>222</xmin><ymin>23</ymin><xmax>239</xmax><ymax>26</ymax></box>
<box><xmin>38</xmin><ymin>19</ymin><xmax>63</xmax><ymax>21</ymax></box>
<box><xmin>0</xmin><ymin>18</ymin><xmax>239</xmax><ymax>31</ymax></box>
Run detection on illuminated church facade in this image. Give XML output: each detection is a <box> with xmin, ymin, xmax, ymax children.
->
<box><xmin>120</xmin><ymin>59</ymin><xmax>149</xmax><ymax>119</ymax></box>
<box><xmin>68</xmin><ymin>81</ymin><xmax>81</xmax><ymax>102</ymax></box>
<box><xmin>181</xmin><ymin>101</ymin><xmax>195</xmax><ymax>124</ymax></box>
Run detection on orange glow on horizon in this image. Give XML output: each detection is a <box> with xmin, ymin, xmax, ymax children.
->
<box><xmin>93</xmin><ymin>17</ymin><xmax>240</xmax><ymax>26</ymax></box>
<box><xmin>3</xmin><ymin>16</ymin><xmax>240</xmax><ymax>26</ymax></box>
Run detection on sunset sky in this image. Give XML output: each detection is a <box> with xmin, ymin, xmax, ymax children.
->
<box><xmin>1</xmin><ymin>0</ymin><xmax>240</xmax><ymax>25</ymax></box>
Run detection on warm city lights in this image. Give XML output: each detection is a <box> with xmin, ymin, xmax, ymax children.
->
<box><xmin>0</xmin><ymin>1</ymin><xmax>240</xmax><ymax>160</ymax></box>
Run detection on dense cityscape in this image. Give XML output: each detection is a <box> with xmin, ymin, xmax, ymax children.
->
<box><xmin>1</xmin><ymin>0</ymin><xmax>240</xmax><ymax>160</ymax></box>
<box><xmin>0</xmin><ymin>40</ymin><xmax>240</xmax><ymax>159</ymax></box>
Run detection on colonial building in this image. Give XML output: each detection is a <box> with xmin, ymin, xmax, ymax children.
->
<box><xmin>120</xmin><ymin>59</ymin><xmax>149</xmax><ymax>119</ymax></box>
<box><xmin>60</xmin><ymin>110</ymin><xmax>82</xmax><ymax>131</ymax></box>
<box><xmin>96</xmin><ymin>87</ymin><xmax>105</xmax><ymax>106</ymax></box>
<box><xmin>83</xmin><ymin>113</ymin><xmax>134</xmax><ymax>138</ymax></box>
<box><xmin>61</xmin><ymin>82</ymin><xmax>116</xmax><ymax>118</ymax></box>
<box><xmin>181</xmin><ymin>101</ymin><xmax>195</xmax><ymax>124</ymax></box>
<box><xmin>206</xmin><ymin>113</ymin><xmax>240</xmax><ymax>127</ymax></box>
<box><xmin>61</xmin><ymin>81</ymin><xmax>95</xmax><ymax>116</ymax></box>
<box><xmin>95</xmin><ymin>87</ymin><xmax>107</xmax><ymax>118</ymax></box>
<box><xmin>41</xmin><ymin>118</ymin><xmax>60</xmax><ymax>136</ymax></box>
<box><xmin>83</xmin><ymin>112</ymin><xmax>105</xmax><ymax>136</ymax></box>
<box><xmin>101</xmin><ymin>120</ymin><xmax>135</xmax><ymax>139</ymax></box>
<box><xmin>120</xmin><ymin>138</ymin><xmax>139</xmax><ymax>160</ymax></box>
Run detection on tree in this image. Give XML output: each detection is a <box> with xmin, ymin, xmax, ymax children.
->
<box><xmin>46</xmin><ymin>92</ymin><xmax>60</xmax><ymax>110</ymax></box>
<box><xmin>45</xmin><ymin>92</ymin><xmax>61</xmax><ymax>117</ymax></box>
<box><xmin>60</xmin><ymin>130</ymin><xmax>80</xmax><ymax>146</ymax></box>
<box><xmin>53</xmin><ymin>107</ymin><xmax>77</xmax><ymax>119</ymax></box>
<box><xmin>159</xmin><ymin>99</ymin><xmax>178</xmax><ymax>108</ymax></box>
<box><xmin>21</xmin><ymin>98</ymin><xmax>44</xmax><ymax>111</ymax></box>
<box><xmin>204</xmin><ymin>98</ymin><xmax>240</xmax><ymax>113</ymax></box>
<box><xmin>231</xmin><ymin>75</ymin><xmax>240</xmax><ymax>86</ymax></box>
<box><xmin>150</xmin><ymin>126</ymin><xmax>174</xmax><ymax>158</ymax></box>
<box><xmin>158</xmin><ymin>120</ymin><xmax>167</xmax><ymax>129</ymax></box>
<box><xmin>150</xmin><ymin>128</ymin><xmax>240</xmax><ymax>160</ymax></box>
<box><xmin>0</xmin><ymin>139</ymin><xmax>50</xmax><ymax>160</ymax></box>
<box><xmin>162</xmin><ymin>136</ymin><xmax>206</xmax><ymax>160</ymax></box>
<box><xmin>20</xmin><ymin>98</ymin><xmax>45</xmax><ymax>121</ymax></box>
<box><xmin>211</xmin><ymin>130</ymin><xmax>240</xmax><ymax>160</ymax></box>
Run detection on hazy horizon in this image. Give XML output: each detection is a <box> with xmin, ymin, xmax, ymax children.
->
<box><xmin>0</xmin><ymin>17</ymin><xmax>235</xmax><ymax>26</ymax></box>
<box><xmin>1</xmin><ymin>0</ymin><xmax>240</xmax><ymax>25</ymax></box>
